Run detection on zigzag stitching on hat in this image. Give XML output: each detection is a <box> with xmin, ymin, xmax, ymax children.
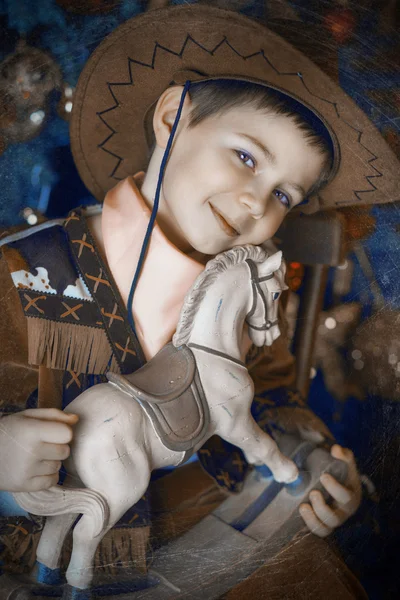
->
<box><xmin>355</xmin><ymin>159</ymin><xmax>382</xmax><ymax>197</ymax></box>
<box><xmin>99</xmin><ymin>36</ymin><xmax>312</xmax><ymax>119</ymax></box>
<box><xmin>97</xmin><ymin>86</ymin><xmax>136</xmax><ymax>180</ymax></box>
<box><xmin>349</xmin><ymin>127</ymin><xmax>382</xmax><ymax>193</ymax></box>
<box><xmin>269</xmin><ymin>69</ymin><xmax>386</xmax><ymax>202</ymax></box>
<box><xmin>98</xmin><ymin>35</ymin><xmax>231</xmax><ymax>116</ymax></box>
<box><xmin>335</xmin><ymin>146</ymin><xmax>383</xmax><ymax>206</ymax></box>
<box><xmin>96</xmin><ymin>130</ymin><xmax>123</xmax><ymax>179</ymax></box>
<box><xmin>97</xmin><ymin>82</ymin><xmax>131</xmax><ymax>178</ymax></box>
<box><xmin>97</xmin><ymin>106</ymin><xmax>125</xmax><ymax>179</ymax></box>
<box><xmin>96</xmin><ymin>34</ymin><xmax>384</xmax><ymax>200</ymax></box>
<box><xmin>225</xmin><ymin>42</ymin><xmax>302</xmax><ymax>78</ymax></box>
<box><xmin>298</xmin><ymin>79</ymin><xmax>384</xmax><ymax>202</ymax></box>
<box><xmin>296</xmin><ymin>74</ymin><xmax>341</xmax><ymax>121</ymax></box>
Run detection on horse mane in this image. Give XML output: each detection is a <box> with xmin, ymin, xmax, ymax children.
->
<box><xmin>173</xmin><ymin>244</ymin><xmax>267</xmax><ymax>347</ymax></box>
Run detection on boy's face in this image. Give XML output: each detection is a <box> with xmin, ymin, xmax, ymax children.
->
<box><xmin>157</xmin><ymin>104</ymin><xmax>326</xmax><ymax>255</ymax></box>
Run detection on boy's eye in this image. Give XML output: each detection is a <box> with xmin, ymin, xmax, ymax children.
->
<box><xmin>273</xmin><ymin>189</ymin><xmax>291</xmax><ymax>209</ymax></box>
<box><xmin>235</xmin><ymin>150</ymin><xmax>256</xmax><ymax>170</ymax></box>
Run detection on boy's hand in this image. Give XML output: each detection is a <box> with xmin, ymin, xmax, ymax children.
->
<box><xmin>0</xmin><ymin>408</ymin><xmax>78</xmax><ymax>492</ymax></box>
<box><xmin>299</xmin><ymin>445</ymin><xmax>362</xmax><ymax>537</ymax></box>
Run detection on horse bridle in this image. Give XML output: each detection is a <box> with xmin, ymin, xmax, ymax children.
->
<box><xmin>245</xmin><ymin>259</ymin><xmax>278</xmax><ymax>332</ymax></box>
<box><xmin>187</xmin><ymin>259</ymin><xmax>278</xmax><ymax>367</ymax></box>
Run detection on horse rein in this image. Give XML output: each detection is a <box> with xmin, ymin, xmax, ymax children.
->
<box><xmin>187</xmin><ymin>342</ymin><xmax>246</xmax><ymax>368</ymax></box>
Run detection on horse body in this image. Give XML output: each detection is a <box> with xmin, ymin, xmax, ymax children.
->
<box><xmin>64</xmin><ymin>383</ymin><xmax>185</xmax><ymax>497</ymax></box>
<box><xmin>14</xmin><ymin>245</ymin><xmax>298</xmax><ymax>591</ymax></box>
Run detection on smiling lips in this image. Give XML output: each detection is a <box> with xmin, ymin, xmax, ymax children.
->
<box><xmin>209</xmin><ymin>203</ymin><xmax>240</xmax><ymax>237</ymax></box>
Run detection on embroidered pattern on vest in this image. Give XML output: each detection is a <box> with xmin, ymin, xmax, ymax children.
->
<box><xmin>64</xmin><ymin>209</ymin><xmax>145</xmax><ymax>374</ymax></box>
<box><xmin>3</xmin><ymin>224</ymin><xmax>113</xmax><ymax>374</ymax></box>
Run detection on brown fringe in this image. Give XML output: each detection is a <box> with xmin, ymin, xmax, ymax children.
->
<box><xmin>61</xmin><ymin>526</ymin><xmax>150</xmax><ymax>577</ymax></box>
<box><xmin>27</xmin><ymin>317</ymin><xmax>120</xmax><ymax>374</ymax></box>
<box><xmin>1</xmin><ymin>520</ymin><xmax>149</xmax><ymax>578</ymax></box>
<box><xmin>0</xmin><ymin>518</ymin><xmax>45</xmax><ymax>574</ymax></box>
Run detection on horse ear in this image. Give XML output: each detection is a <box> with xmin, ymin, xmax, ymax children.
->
<box><xmin>258</xmin><ymin>251</ymin><xmax>283</xmax><ymax>277</ymax></box>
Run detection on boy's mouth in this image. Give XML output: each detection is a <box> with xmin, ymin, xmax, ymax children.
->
<box><xmin>209</xmin><ymin>204</ymin><xmax>240</xmax><ymax>237</ymax></box>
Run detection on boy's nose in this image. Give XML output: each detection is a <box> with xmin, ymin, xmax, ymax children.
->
<box><xmin>238</xmin><ymin>191</ymin><xmax>266</xmax><ymax>219</ymax></box>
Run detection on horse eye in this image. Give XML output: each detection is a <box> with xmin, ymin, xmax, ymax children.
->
<box><xmin>272</xmin><ymin>292</ymin><xmax>280</xmax><ymax>301</ymax></box>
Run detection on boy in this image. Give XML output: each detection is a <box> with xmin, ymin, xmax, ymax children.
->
<box><xmin>0</xmin><ymin>4</ymin><xmax>398</xmax><ymax>596</ymax></box>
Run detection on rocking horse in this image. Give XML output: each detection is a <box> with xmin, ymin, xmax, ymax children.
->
<box><xmin>14</xmin><ymin>244</ymin><xmax>299</xmax><ymax>594</ymax></box>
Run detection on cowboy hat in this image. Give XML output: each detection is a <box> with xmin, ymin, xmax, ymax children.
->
<box><xmin>70</xmin><ymin>5</ymin><xmax>399</xmax><ymax>212</ymax></box>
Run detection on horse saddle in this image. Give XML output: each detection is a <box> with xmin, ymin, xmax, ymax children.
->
<box><xmin>106</xmin><ymin>343</ymin><xmax>210</xmax><ymax>453</ymax></box>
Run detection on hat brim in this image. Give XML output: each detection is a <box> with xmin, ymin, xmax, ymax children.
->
<box><xmin>70</xmin><ymin>5</ymin><xmax>399</xmax><ymax>211</ymax></box>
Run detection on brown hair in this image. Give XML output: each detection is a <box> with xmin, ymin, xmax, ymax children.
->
<box><xmin>187</xmin><ymin>80</ymin><xmax>333</xmax><ymax>199</ymax></box>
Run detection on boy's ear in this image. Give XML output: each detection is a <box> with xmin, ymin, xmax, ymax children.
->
<box><xmin>153</xmin><ymin>85</ymin><xmax>192</xmax><ymax>149</ymax></box>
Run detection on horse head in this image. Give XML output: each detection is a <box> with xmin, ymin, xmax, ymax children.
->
<box><xmin>245</xmin><ymin>250</ymin><xmax>288</xmax><ymax>347</ymax></box>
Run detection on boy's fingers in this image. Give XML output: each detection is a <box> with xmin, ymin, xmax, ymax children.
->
<box><xmin>37</xmin><ymin>442</ymin><xmax>71</xmax><ymax>461</ymax></box>
<box><xmin>37</xmin><ymin>460</ymin><xmax>63</xmax><ymax>476</ymax></box>
<box><xmin>331</xmin><ymin>444</ymin><xmax>354</xmax><ymax>464</ymax></box>
<box><xmin>330</xmin><ymin>445</ymin><xmax>361</xmax><ymax>491</ymax></box>
<box><xmin>28</xmin><ymin>473</ymin><xmax>59</xmax><ymax>492</ymax></box>
<box><xmin>320</xmin><ymin>473</ymin><xmax>353</xmax><ymax>505</ymax></box>
<box><xmin>23</xmin><ymin>409</ymin><xmax>79</xmax><ymax>424</ymax></box>
<box><xmin>36</xmin><ymin>421</ymin><xmax>74</xmax><ymax>444</ymax></box>
<box><xmin>299</xmin><ymin>503</ymin><xmax>332</xmax><ymax>538</ymax></box>
<box><xmin>308</xmin><ymin>490</ymin><xmax>345</xmax><ymax>528</ymax></box>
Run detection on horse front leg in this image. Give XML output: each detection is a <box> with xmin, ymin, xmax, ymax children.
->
<box><xmin>218</xmin><ymin>414</ymin><xmax>298</xmax><ymax>483</ymax></box>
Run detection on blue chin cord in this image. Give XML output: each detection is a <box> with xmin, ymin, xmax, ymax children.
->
<box><xmin>126</xmin><ymin>80</ymin><xmax>191</xmax><ymax>334</ymax></box>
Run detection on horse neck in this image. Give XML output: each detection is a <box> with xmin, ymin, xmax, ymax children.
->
<box><xmin>187</xmin><ymin>263</ymin><xmax>250</xmax><ymax>361</ymax></box>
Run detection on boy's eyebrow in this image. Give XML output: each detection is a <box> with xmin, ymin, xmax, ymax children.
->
<box><xmin>237</xmin><ymin>133</ymin><xmax>277</xmax><ymax>165</ymax></box>
<box><xmin>289</xmin><ymin>182</ymin><xmax>306</xmax><ymax>198</ymax></box>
